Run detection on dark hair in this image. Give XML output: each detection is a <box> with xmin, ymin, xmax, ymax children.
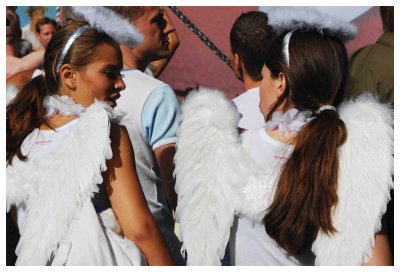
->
<box><xmin>262</xmin><ymin>29</ymin><xmax>348</xmax><ymax>254</ymax></box>
<box><xmin>6</xmin><ymin>7</ymin><xmax>22</xmax><ymax>44</ymax></box>
<box><xmin>59</xmin><ymin>6</ymin><xmax>85</xmax><ymax>26</ymax></box>
<box><xmin>230</xmin><ymin>11</ymin><xmax>276</xmax><ymax>81</ymax></box>
<box><xmin>7</xmin><ymin>22</ymin><xmax>122</xmax><ymax>165</ymax></box>
<box><xmin>380</xmin><ymin>6</ymin><xmax>394</xmax><ymax>32</ymax></box>
<box><xmin>36</xmin><ymin>17</ymin><xmax>57</xmax><ymax>33</ymax></box>
<box><xmin>107</xmin><ymin>6</ymin><xmax>146</xmax><ymax>23</ymax></box>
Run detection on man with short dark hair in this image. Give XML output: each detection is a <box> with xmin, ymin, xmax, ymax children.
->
<box><xmin>35</xmin><ymin>17</ymin><xmax>57</xmax><ymax>51</ymax></box>
<box><xmin>230</xmin><ymin>11</ymin><xmax>276</xmax><ymax>130</ymax></box>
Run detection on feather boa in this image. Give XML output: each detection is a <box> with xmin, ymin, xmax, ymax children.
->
<box><xmin>175</xmin><ymin>89</ymin><xmax>393</xmax><ymax>265</ymax></box>
<box><xmin>264</xmin><ymin>6</ymin><xmax>357</xmax><ymax>42</ymax></box>
<box><xmin>7</xmin><ymin>101</ymin><xmax>120</xmax><ymax>265</ymax></box>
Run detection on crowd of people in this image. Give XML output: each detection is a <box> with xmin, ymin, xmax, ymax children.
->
<box><xmin>6</xmin><ymin>6</ymin><xmax>394</xmax><ymax>266</ymax></box>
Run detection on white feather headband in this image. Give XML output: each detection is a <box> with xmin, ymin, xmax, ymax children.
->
<box><xmin>71</xmin><ymin>6</ymin><xmax>143</xmax><ymax>48</ymax></box>
<box><xmin>264</xmin><ymin>6</ymin><xmax>357</xmax><ymax>43</ymax></box>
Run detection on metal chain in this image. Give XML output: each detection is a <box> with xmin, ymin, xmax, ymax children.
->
<box><xmin>168</xmin><ymin>6</ymin><xmax>232</xmax><ymax>69</ymax></box>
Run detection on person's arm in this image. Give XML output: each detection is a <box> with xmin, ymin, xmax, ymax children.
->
<box><xmin>141</xmin><ymin>85</ymin><xmax>181</xmax><ymax>211</ymax></box>
<box><xmin>6</xmin><ymin>50</ymin><xmax>44</xmax><ymax>79</ymax></box>
<box><xmin>147</xmin><ymin>8</ymin><xmax>180</xmax><ymax>78</ymax></box>
<box><xmin>6</xmin><ymin>68</ymin><xmax>36</xmax><ymax>90</ymax></box>
<box><xmin>155</xmin><ymin>143</ymin><xmax>177</xmax><ymax>210</ymax></box>
<box><xmin>363</xmin><ymin>217</ymin><xmax>392</xmax><ymax>265</ymax></box>
<box><xmin>104</xmin><ymin>124</ymin><xmax>174</xmax><ymax>265</ymax></box>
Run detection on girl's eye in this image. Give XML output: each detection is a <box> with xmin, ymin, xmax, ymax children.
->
<box><xmin>105</xmin><ymin>69</ymin><xmax>123</xmax><ymax>80</ymax></box>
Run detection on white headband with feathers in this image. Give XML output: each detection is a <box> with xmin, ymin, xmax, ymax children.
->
<box><xmin>264</xmin><ymin>6</ymin><xmax>357</xmax><ymax>43</ymax></box>
<box><xmin>71</xmin><ymin>6</ymin><xmax>143</xmax><ymax>48</ymax></box>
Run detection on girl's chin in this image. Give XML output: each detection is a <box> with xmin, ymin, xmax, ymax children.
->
<box><xmin>107</xmin><ymin>100</ymin><xmax>117</xmax><ymax>108</ymax></box>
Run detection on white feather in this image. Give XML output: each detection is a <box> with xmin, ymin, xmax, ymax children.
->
<box><xmin>6</xmin><ymin>84</ymin><xmax>20</xmax><ymax>106</ymax></box>
<box><xmin>7</xmin><ymin>101</ymin><xmax>115</xmax><ymax>265</ymax></box>
<box><xmin>264</xmin><ymin>6</ymin><xmax>357</xmax><ymax>42</ymax></box>
<box><xmin>312</xmin><ymin>93</ymin><xmax>393</xmax><ymax>265</ymax></box>
<box><xmin>71</xmin><ymin>6</ymin><xmax>143</xmax><ymax>48</ymax></box>
<box><xmin>174</xmin><ymin>87</ymin><xmax>266</xmax><ymax>265</ymax></box>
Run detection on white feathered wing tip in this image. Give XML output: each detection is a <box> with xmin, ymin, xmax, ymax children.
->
<box><xmin>71</xmin><ymin>6</ymin><xmax>143</xmax><ymax>47</ymax></box>
<box><xmin>174</xmin><ymin>87</ymin><xmax>267</xmax><ymax>265</ymax></box>
<box><xmin>6</xmin><ymin>84</ymin><xmax>20</xmax><ymax>106</ymax></box>
<box><xmin>264</xmin><ymin>6</ymin><xmax>357</xmax><ymax>42</ymax></box>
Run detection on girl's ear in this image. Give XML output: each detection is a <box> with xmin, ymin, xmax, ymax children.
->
<box><xmin>275</xmin><ymin>72</ymin><xmax>286</xmax><ymax>97</ymax></box>
<box><xmin>59</xmin><ymin>64</ymin><xmax>76</xmax><ymax>91</ymax></box>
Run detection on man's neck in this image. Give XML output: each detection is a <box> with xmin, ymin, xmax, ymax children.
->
<box><xmin>243</xmin><ymin>75</ymin><xmax>260</xmax><ymax>92</ymax></box>
<box><xmin>121</xmin><ymin>45</ymin><xmax>149</xmax><ymax>72</ymax></box>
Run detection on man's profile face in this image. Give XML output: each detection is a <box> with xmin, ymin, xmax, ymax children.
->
<box><xmin>134</xmin><ymin>7</ymin><xmax>174</xmax><ymax>61</ymax></box>
<box><xmin>37</xmin><ymin>23</ymin><xmax>56</xmax><ymax>48</ymax></box>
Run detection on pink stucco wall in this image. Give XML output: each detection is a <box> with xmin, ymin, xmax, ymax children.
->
<box><xmin>346</xmin><ymin>6</ymin><xmax>383</xmax><ymax>55</ymax></box>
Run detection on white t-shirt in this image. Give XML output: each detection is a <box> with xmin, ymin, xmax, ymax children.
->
<box><xmin>230</xmin><ymin>129</ymin><xmax>315</xmax><ymax>265</ymax></box>
<box><xmin>232</xmin><ymin>87</ymin><xmax>266</xmax><ymax>130</ymax></box>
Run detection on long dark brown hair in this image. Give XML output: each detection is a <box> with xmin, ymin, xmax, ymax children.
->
<box><xmin>6</xmin><ymin>22</ymin><xmax>121</xmax><ymax>165</ymax></box>
<box><xmin>262</xmin><ymin>29</ymin><xmax>348</xmax><ymax>254</ymax></box>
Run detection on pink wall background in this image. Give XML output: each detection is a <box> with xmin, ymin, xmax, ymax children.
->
<box><xmin>346</xmin><ymin>6</ymin><xmax>383</xmax><ymax>55</ymax></box>
<box><xmin>159</xmin><ymin>6</ymin><xmax>383</xmax><ymax>100</ymax></box>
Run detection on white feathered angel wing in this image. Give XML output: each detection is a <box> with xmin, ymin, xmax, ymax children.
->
<box><xmin>174</xmin><ymin>87</ymin><xmax>266</xmax><ymax>265</ymax></box>
<box><xmin>312</xmin><ymin>93</ymin><xmax>393</xmax><ymax>265</ymax></box>
<box><xmin>7</xmin><ymin>101</ymin><xmax>117</xmax><ymax>265</ymax></box>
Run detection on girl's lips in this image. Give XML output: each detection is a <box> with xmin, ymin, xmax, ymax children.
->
<box><xmin>107</xmin><ymin>93</ymin><xmax>121</xmax><ymax>107</ymax></box>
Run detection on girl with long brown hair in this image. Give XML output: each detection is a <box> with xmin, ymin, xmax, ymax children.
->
<box><xmin>7</xmin><ymin>16</ymin><xmax>173</xmax><ymax>265</ymax></box>
<box><xmin>173</xmin><ymin>7</ymin><xmax>393</xmax><ymax>266</ymax></box>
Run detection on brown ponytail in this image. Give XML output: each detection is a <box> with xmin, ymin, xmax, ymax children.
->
<box><xmin>262</xmin><ymin>30</ymin><xmax>349</xmax><ymax>254</ymax></box>
<box><xmin>264</xmin><ymin>110</ymin><xmax>347</xmax><ymax>254</ymax></box>
<box><xmin>7</xmin><ymin>75</ymin><xmax>50</xmax><ymax>165</ymax></box>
